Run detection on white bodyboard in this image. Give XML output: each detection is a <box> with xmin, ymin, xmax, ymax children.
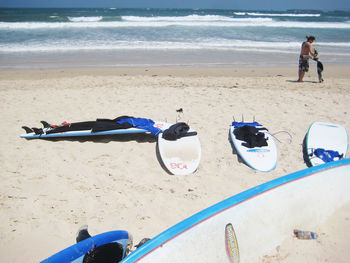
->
<box><xmin>158</xmin><ymin>123</ymin><xmax>201</xmax><ymax>175</ymax></box>
<box><xmin>306</xmin><ymin>122</ymin><xmax>348</xmax><ymax>166</ymax></box>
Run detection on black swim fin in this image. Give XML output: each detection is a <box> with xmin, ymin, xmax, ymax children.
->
<box><xmin>41</xmin><ymin>121</ymin><xmax>50</xmax><ymax>128</ymax></box>
<box><xmin>22</xmin><ymin>126</ymin><xmax>33</xmax><ymax>134</ymax></box>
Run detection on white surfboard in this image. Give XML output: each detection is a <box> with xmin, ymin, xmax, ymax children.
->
<box><xmin>229</xmin><ymin>121</ymin><xmax>278</xmax><ymax>172</ymax></box>
<box><xmin>121</xmin><ymin>158</ymin><xmax>350</xmax><ymax>263</ymax></box>
<box><xmin>157</xmin><ymin>123</ymin><xmax>201</xmax><ymax>175</ymax></box>
<box><xmin>305</xmin><ymin>122</ymin><xmax>348</xmax><ymax>166</ymax></box>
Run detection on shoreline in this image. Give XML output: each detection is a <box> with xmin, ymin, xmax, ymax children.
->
<box><xmin>1</xmin><ymin>65</ymin><xmax>350</xmax><ymax>80</ymax></box>
<box><xmin>1</xmin><ymin>48</ymin><xmax>350</xmax><ymax>71</ymax></box>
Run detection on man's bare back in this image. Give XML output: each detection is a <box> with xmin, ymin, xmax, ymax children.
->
<box><xmin>300</xmin><ymin>41</ymin><xmax>315</xmax><ymax>57</ymax></box>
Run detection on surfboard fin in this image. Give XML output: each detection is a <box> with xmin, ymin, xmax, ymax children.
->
<box><xmin>22</xmin><ymin>126</ymin><xmax>33</xmax><ymax>134</ymax></box>
<box><xmin>308</xmin><ymin>148</ymin><xmax>315</xmax><ymax>157</ymax></box>
<box><xmin>176</xmin><ymin>108</ymin><xmax>184</xmax><ymax>123</ymax></box>
<box><xmin>32</xmin><ymin>128</ymin><xmax>44</xmax><ymax>135</ymax></box>
<box><xmin>41</xmin><ymin>121</ymin><xmax>50</xmax><ymax>128</ymax></box>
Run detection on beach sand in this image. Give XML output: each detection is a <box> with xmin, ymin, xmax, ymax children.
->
<box><xmin>0</xmin><ymin>65</ymin><xmax>349</xmax><ymax>262</ymax></box>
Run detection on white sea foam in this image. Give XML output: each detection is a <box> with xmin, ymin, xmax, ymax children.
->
<box><xmin>2</xmin><ymin>38</ymin><xmax>349</xmax><ymax>53</ymax></box>
<box><xmin>246</xmin><ymin>12</ymin><xmax>321</xmax><ymax>17</ymax></box>
<box><xmin>122</xmin><ymin>14</ymin><xmax>272</xmax><ymax>22</ymax></box>
<box><xmin>318</xmin><ymin>42</ymin><xmax>350</xmax><ymax>47</ymax></box>
<box><xmin>68</xmin><ymin>16</ymin><xmax>103</xmax><ymax>22</ymax></box>
<box><xmin>1</xmin><ymin>18</ymin><xmax>350</xmax><ymax>30</ymax></box>
<box><xmin>233</xmin><ymin>12</ymin><xmax>246</xmax><ymax>16</ymax></box>
<box><xmin>1</xmin><ymin>13</ymin><xmax>350</xmax><ymax>30</ymax></box>
<box><xmin>234</xmin><ymin>12</ymin><xmax>321</xmax><ymax>17</ymax></box>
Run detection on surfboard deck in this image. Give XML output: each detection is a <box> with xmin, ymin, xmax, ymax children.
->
<box><xmin>41</xmin><ymin>230</ymin><xmax>132</xmax><ymax>263</ymax></box>
<box><xmin>20</xmin><ymin>120</ymin><xmax>166</xmax><ymax>139</ymax></box>
<box><xmin>229</xmin><ymin>122</ymin><xmax>278</xmax><ymax>172</ymax></box>
<box><xmin>305</xmin><ymin>122</ymin><xmax>348</xmax><ymax>166</ymax></box>
<box><xmin>157</xmin><ymin>123</ymin><xmax>201</xmax><ymax>175</ymax></box>
<box><xmin>121</xmin><ymin>158</ymin><xmax>350</xmax><ymax>263</ymax></box>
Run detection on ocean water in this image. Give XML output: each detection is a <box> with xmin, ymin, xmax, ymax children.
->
<box><xmin>1</xmin><ymin>8</ymin><xmax>350</xmax><ymax>68</ymax></box>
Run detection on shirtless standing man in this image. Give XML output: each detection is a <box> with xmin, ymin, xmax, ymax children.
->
<box><xmin>298</xmin><ymin>36</ymin><xmax>316</xmax><ymax>82</ymax></box>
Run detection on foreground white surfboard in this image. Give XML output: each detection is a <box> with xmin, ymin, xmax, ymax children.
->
<box><xmin>305</xmin><ymin>122</ymin><xmax>348</xmax><ymax>166</ymax></box>
<box><xmin>157</xmin><ymin>123</ymin><xmax>201</xmax><ymax>175</ymax></box>
<box><xmin>229</xmin><ymin>121</ymin><xmax>278</xmax><ymax>172</ymax></box>
<box><xmin>121</xmin><ymin>158</ymin><xmax>350</xmax><ymax>263</ymax></box>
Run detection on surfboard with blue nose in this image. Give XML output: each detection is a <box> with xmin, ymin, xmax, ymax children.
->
<box><xmin>229</xmin><ymin>121</ymin><xmax>278</xmax><ymax>172</ymax></box>
<box><xmin>305</xmin><ymin>122</ymin><xmax>348</xmax><ymax>166</ymax></box>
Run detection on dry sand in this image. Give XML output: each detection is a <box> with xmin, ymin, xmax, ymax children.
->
<box><xmin>0</xmin><ymin>65</ymin><xmax>349</xmax><ymax>262</ymax></box>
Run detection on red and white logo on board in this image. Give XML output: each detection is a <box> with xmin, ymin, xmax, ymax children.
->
<box><xmin>170</xmin><ymin>163</ymin><xmax>188</xmax><ymax>170</ymax></box>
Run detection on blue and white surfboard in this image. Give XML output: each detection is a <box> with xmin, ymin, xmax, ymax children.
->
<box><xmin>229</xmin><ymin>121</ymin><xmax>278</xmax><ymax>172</ymax></box>
<box><xmin>305</xmin><ymin>122</ymin><xmax>348</xmax><ymax>166</ymax></box>
<box><xmin>20</xmin><ymin>121</ymin><xmax>169</xmax><ymax>139</ymax></box>
<box><xmin>122</xmin><ymin>159</ymin><xmax>350</xmax><ymax>263</ymax></box>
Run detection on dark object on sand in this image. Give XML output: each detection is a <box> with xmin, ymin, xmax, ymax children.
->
<box><xmin>316</xmin><ymin>60</ymin><xmax>324</xmax><ymax>83</ymax></box>
<box><xmin>313</xmin><ymin>49</ymin><xmax>324</xmax><ymax>83</ymax></box>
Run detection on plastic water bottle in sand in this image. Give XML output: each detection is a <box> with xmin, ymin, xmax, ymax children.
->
<box><xmin>293</xmin><ymin>229</ymin><xmax>318</xmax><ymax>240</ymax></box>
